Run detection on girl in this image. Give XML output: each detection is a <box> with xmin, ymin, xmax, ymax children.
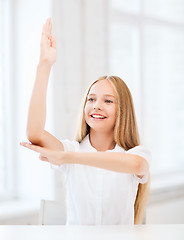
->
<box><xmin>20</xmin><ymin>18</ymin><xmax>151</xmax><ymax>225</ymax></box>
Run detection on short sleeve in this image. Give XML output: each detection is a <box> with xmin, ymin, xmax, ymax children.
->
<box><xmin>126</xmin><ymin>145</ymin><xmax>151</xmax><ymax>184</ymax></box>
<box><xmin>50</xmin><ymin>139</ymin><xmax>79</xmax><ymax>175</ymax></box>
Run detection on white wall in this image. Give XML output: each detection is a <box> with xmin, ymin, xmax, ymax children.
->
<box><xmin>147</xmin><ymin>197</ymin><xmax>184</xmax><ymax>224</ymax></box>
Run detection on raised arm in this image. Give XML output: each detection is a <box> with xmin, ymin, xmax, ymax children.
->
<box><xmin>26</xmin><ymin>18</ymin><xmax>63</xmax><ymax>151</ymax></box>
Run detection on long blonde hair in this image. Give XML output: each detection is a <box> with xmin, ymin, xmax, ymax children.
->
<box><xmin>74</xmin><ymin>76</ymin><xmax>151</xmax><ymax>224</ymax></box>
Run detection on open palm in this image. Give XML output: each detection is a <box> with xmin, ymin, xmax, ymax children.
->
<box><xmin>40</xmin><ymin>18</ymin><xmax>57</xmax><ymax>66</ymax></box>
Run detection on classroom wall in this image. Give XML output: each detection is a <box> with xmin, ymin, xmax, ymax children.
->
<box><xmin>0</xmin><ymin>187</ymin><xmax>184</xmax><ymax>224</ymax></box>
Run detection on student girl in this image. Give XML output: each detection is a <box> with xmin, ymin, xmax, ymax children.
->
<box><xmin>20</xmin><ymin>18</ymin><xmax>151</xmax><ymax>225</ymax></box>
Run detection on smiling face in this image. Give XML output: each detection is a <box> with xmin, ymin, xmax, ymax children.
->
<box><xmin>84</xmin><ymin>79</ymin><xmax>117</xmax><ymax>134</ymax></box>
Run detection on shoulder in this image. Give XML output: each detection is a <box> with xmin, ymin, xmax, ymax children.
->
<box><xmin>60</xmin><ymin>139</ymin><xmax>79</xmax><ymax>152</ymax></box>
<box><xmin>126</xmin><ymin>145</ymin><xmax>152</xmax><ymax>165</ymax></box>
<box><xmin>127</xmin><ymin>145</ymin><xmax>151</xmax><ymax>155</ymax></box>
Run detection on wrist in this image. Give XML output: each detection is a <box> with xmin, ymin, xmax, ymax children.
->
<box><xmin>38</xmin><ymin>59</ymin><xmax>53</xmax><ymax>69</ymax></box>
<box><xmin>64</xmin><ymin>151</ymin><xmax>76</xmax><ymax>164</ymax></box>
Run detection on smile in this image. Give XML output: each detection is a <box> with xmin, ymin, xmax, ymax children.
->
<box><xmin>90</xmin><ymin>114</ymin><xmax>107</xmax><ymax>120</ymax></box>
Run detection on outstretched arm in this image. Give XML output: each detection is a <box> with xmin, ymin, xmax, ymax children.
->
<box><xmin>20</xmin><ymin>142</ymin><xmax>148</xmax><ymax>176</ymax></box>
<box><xmin>66</xmin><ymin>151</ymin><xmax>149</xmax><ymax>176</ymax></box>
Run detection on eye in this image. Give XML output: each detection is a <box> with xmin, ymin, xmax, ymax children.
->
<box><xmin>88</xmin><ymin>98</ymin><xmax>94</xmax><ymax>102</ymax></box>
<box><xmin>105</xmin><ymin>100</ymin><xmax>113</xmax><ymax>103</ymax></box>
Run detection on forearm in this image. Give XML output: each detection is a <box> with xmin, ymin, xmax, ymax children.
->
<box><xmin>26</xmin><ymin>61</ymin><xmax>52</xmax><ymax>141</ymax></box>
<box><xmin>65</xmin><ymin>151</ymin><xmax>147</xmax><ymax>175</ymax></box>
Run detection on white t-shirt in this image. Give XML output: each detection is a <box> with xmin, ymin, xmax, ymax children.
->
<box><xmin>51</xmin><ymin>134</ymin><xmax>151</xmax><ymax>225</ymax></box>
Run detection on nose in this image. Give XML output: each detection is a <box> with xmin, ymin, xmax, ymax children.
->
<box><xmin>93</xmin><ymin>100</ymin><xmax>102</xmax><ymax>110</ymax></box>
<box><xmin>94</xmin><ymin>106</ymin><xmax>101</xmax><ymax>110</ymax></box>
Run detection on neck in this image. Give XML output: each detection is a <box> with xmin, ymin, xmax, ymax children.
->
<box><xmin>89</xmin><ymin>130</ymin><xmax>116</xmax><ymax>152</ymax></box>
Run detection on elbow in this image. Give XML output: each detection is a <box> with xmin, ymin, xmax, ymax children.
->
<box><xmin>26</xmin><ymin>129</ymin><xmax>43</xmax><ymax>145</ymax></box>
<box><xmin>135</xmin><ymin>156</ymin><xmax>149</xmax><ymax>175</ymax></box>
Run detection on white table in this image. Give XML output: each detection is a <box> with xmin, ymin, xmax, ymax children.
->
<box><xmin>0</xmin><ymin>225</ymin><xmax>183</xmax><ymax>240</ymax></box>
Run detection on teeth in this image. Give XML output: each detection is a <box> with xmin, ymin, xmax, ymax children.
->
<box><xmin>91</xmin><ymin>115</ymin><xmax>106</xmax><ymax>119</ymax></box>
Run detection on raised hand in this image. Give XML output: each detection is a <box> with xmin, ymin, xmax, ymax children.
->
<box><xmin>39</xmin><ymin>18</ymin><xmax>57</xmax><ymax>66</ymax></box>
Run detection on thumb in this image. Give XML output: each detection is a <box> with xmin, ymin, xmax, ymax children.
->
<box><xmin>39</xmin><ymin>154</ymin><xmax>48</xmax><ymax>162</ymax></box>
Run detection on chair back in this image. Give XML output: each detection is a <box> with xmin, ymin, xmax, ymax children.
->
<box><xmin>39</xmin><ymin>199</ymin><xmax>67</xmax><ymax>225</ymax></box>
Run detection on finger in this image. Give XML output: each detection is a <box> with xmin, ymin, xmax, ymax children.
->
<box><xmin>20</xmin><ymin>142</ymin><xmax>40</xmax><ymax>152</ymax></box>
<box><xmin>51</xmin><ymin>36</ymin><xmax>56</xmax><ymax>48</ymax></box>
<box><xmin>41</xmin><ymin>24</ymin><xmax>47</xmax><ymax>42</ymax></box>
<box><xmin>39</xmin><ymin>155</ymin><xmax>49</xmax><ymax>162</ymax></box>
<box><xmin>42</xmin><ymin>20</ymin><xmax>48</xmax><ymax>39</ymax></box>
<box><xmin>20</xmin><ymin>142</ymin><xmax>49</xmax><ymax>156</ymax></box>
<box><xmin>42</xmin><ymin>22</ymin><xmax>47</xmax><ymax>35</ymax></box>
<box><xmin>48</xmin><ymin>18</ymin><xmax>52</xmax><ymax>38</ymax></box>
<box><xmin>45</xmin><ymin>18</ymin><xmax>50</xmax><ymax>38</ymax></box>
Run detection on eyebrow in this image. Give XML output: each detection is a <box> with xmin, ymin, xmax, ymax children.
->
<box><xmin>88</xmin><ymin>93</ymin><xmax>115</xmax><ymax>98</ymax></box>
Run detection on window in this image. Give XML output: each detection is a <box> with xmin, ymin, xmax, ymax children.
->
<box><xmin>109</xmin><ymin>0</ymin><xmax>184</xmax><ymax>176</ymax></box>
<box><xmin>0</xmin><ymin>0</ymin><xmax>54</xmax><ymax>202</ymax></box>
<box><xmin>0</xmin><ymin>0</ymin><xmax>3</xmax><ymax>195</ymax></box>
<box><xmin>0</xmin><ymin>0</ymin><xmax>14</xmax><ymax>200</ymax></box>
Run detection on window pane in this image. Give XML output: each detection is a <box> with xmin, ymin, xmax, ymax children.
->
<box><xmin>0</xmin><ymin>0</ymin><xmax>5</xmax><ymax>195</ymax></box>
<box><xmin>110</xmin><ymin>0</ymin><xmax>141</xmax><ymax>14</ymax></box>
<box><xmin>0</xmin><ymin>68</ymin><xmax>4</xmax><ymax>194</ymax></box>
<box><xmin>109</xmin><ymin>22</ymin><xmax>143</xmax><ymax>140</ymax></box>
<box><xmin>143</xmin><ymin>24</ymin><xmax>184</xmax><ymax>173</ymax></box>
<box><xmin>144</xmin><ymin>0</ymin><xmax>184</xmax><ymax>24</ymax></box>
<box><xmin>109</xmin><ymin>23</ymin><xmax>139</xmax><ymax>81</ymax></box>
